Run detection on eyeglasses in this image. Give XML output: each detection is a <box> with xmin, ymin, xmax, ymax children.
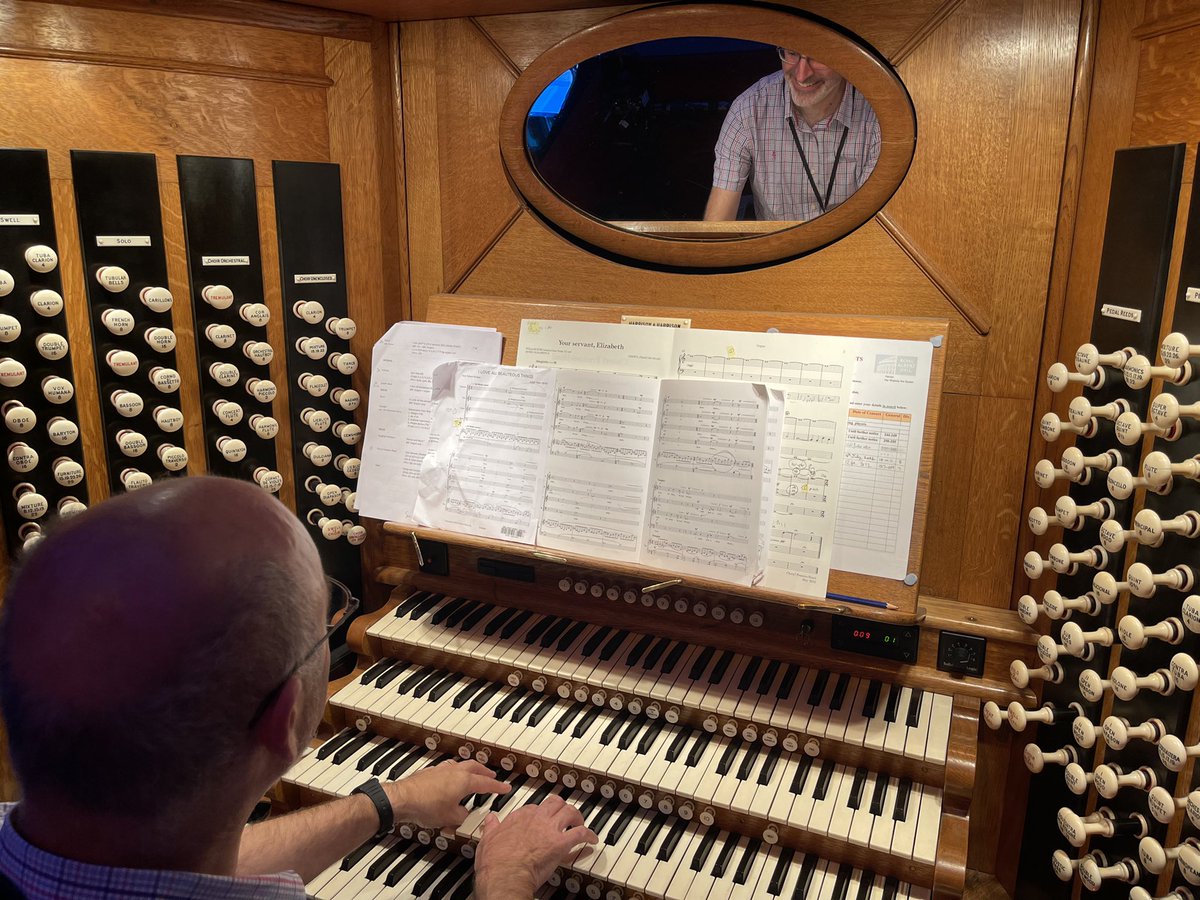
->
<box><xmin>247</xmin><ymin>576</ymin><xmax>359</xmax><ymax>729</ymax></box>
<box><xmin>777</xmin><ymin>48</ymin><xmax>811</xmax><ymax>64</ymax></box>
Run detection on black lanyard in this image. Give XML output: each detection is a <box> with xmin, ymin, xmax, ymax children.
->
<box><xmin>786</xmin><ymin>116</ymin><xmax>850</xmax><ymax>214</ymax></box>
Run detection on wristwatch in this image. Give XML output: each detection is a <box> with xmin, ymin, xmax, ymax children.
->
<box><xmin>351</xmin><ymin>777</ymin><xmax>395</xmax><ymax>838</ymax></box>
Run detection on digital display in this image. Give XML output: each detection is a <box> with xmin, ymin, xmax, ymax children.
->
<box><xmin>830</xmin><ymin>615</ymin><xmax>919</xmax><ymax>662</ymax></box>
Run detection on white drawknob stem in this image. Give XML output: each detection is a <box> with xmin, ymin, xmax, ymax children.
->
<box><xmin>1158</xmin><ymin>734</ymin><xmax>1200</xmax><ymax>772</ymax></box>
<box><xmin>1124</xmin><ymin>354</ymin><xmax>1192</xmax><ymax>389</ymax></box>
<box><xmin>1078</xmin><ymin>856</ymin><xmax>1139</xmax><ymax>892</ymax></box>
<box><xmin>1098</xmin><ymin>518</ymin><xmax>1136</xmax><ymax>552</ymax></box>
<box><xmin>1091</xmin><ymin>571</ymin><xmax>1128</xmax><ymax>605</ymax></box>
<box><xmin>1115</xmin><ymin>410</ymin><xmax>1180</xmax><ymax>446</ymax></box>
<box><xmin>1068</xmin><ymin>395</ymin><xmax>1128</xmax><ymax>423</ymax></box>
<box><xmin>1047</xmin><ymin>542</ymin><xmax>1106</xmax><ymax>574</ymax></box>
<box><xmin>1134</xmin><ymin>508</ymin><xmax>1200</xmax><ymax>546</ymax></box>
<box><xmin>1010</xmin><ymin>659</ymin><xmax>1062</xmax><ymax>688</ymax></box>
<box><xmin>1054</xmin><ymin>495</ymin><xmax>1113</xmax><ymax>527</ymax></box>
<box><xmin>1033</xmin><ymin>458</ymin><xmax>1077</xmax><ymax>488</ymax></box>
<box><xmin>1143</xmin><ymin>450</ymin><xmax>1200</xmax><ymax>488</ymax></box>
<box><xmin>1093</xmin><ymin>764</ymin><xmax>1155</xmax><ymax>799</ymax></box>
<box><xmin>1118</xmin><ymin>615</ymin><xmax>1184</xmax><ymax>649</ymax></box>
<box><xmin>1078</xmin><ymin>669</ymin><xmax>1112</xmax><ymax>702</ymax></box>
<box><xmin>1161</xmin><ymin>331</ymin><xmax>1200</xmax><ymax>368</ymax></box>
<box><xmin>1023</xmin><ymin>743</ymin><xmax>1076</xmax><ymax>773</ymax></box>
<box><xmin>1047</xmin><ymin>362</ymin><xmax>1103</xmax><ymax>392</ymax></box>
<box><xmin>1074</xmin><ymin>343</ymin><xmax>1131</xmax><ymax>374</ymax></box>
<box><xmin>1058</xmin><ymin>622</ymin><xmax>1112</xmax><ymax>656</ymax></box>
<box><xmin>1109</xmin><ymin>667</ymin><xmax>1174</xmax><ymax>702</ymax></box>
<box><xmin>1040</xmin><ymin>412</ymin><xmax>1095</xmax><ymax>441</ymax></box>
<box><xmin>1060</xmin><ymin>447</ymin><xmax>1121</xmax><ymax>481</ymax></box>
<box><xmin>1150</xmin><ymin>392</ymin><xmax>1200</xmax><ymax>427</ymax></box>
<box><xmin>1126</xmin><ymin>561</ymin><xmax>1194</xmax><ymax>598</ymax></box>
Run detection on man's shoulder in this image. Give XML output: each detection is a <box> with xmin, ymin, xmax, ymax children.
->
<box><xmin>730</xmin><ymin>70</ymin><xmax>786</xmax><ymax>111</ymax></box>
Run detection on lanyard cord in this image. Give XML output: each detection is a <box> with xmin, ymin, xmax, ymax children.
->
<box><xmin>786</xmin><ymin>116</ymin><xmax>850</xmax><ymax>214</ymax></box>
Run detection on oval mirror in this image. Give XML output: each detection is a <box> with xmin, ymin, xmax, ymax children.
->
<box><xmin>500</xmin><ymin>3</ymin><xmax>916</xmax><ymax>269</ymax></box>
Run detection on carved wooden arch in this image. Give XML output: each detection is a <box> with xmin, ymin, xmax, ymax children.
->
<box><xmin>498</xmin><ymin>3</ymin><xmax>917</xmax><ymax>269</ymax></box>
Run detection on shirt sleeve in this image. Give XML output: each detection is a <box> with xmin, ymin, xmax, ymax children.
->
<box><xmin>858</xmin><ymin>110</ymin><xmax>882</xmax><ymax>187</ymax></box>
<box><xmin>712</xmin><ymin>93</ymin><xmax>753</xmax><ymax>191</ymax></box>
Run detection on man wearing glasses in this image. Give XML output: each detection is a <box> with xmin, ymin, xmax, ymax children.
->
<box><xmin>703</xmin><ymin>47</ymin><xmax>881</xmax><ymax>222</ymax></box>
<box><xmin>0</xmin><ymin>477</ymin><xmax>594</xmax><ymax>898</ymax></box>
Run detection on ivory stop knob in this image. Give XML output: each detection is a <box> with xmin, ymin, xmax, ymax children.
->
<box><xmin>111</xmin><ymin>390</ymin><xmax>144</xmax><ymax>417</ymax></box>
<box><xmin>149</xmin><ymin>367</ymin><xmax>181</xmax><ymax>393</ymax></box>
<box><xmin>243</xmin><ymin>340</ymin><xmax>273</xmax><ymax>366</ymax></box>
<box><xmin>96</xmin><ymin>266</ymin><xmax>129</xmax><ymax>292</ymax></box>
<box><xmin>306</xmin><ymin>476</ymin><xmax>342</xmax><ymax>506</ymax></box>
<box><xmin>246</xmin><ymin>378</ymin><xmax>277</xmax><ymax>403</ymax></box>
<box><xmin>106</xmin><ymin>349</ymin><xmax>139</xmax><ymax>376</ymax></box>
<box><xmin>335</xmin><ymin>455</ymin><xmax>360</xmax><ymax>478</ymax></box>
<box><xmin>51</xmin><ymin>457</ymin><xmax>84</xmax><ymax>487</ymax></box>
<box><xmin>296</xmin><ymin>336</ymin><xmax>327</xmax><ymax>360</ymax></box>
<box><xmin>120</xmin><ymin>468</ymin><xmax>153</xmax><ymax>491</ymax></box>
<box><xmin>332</xmin><ymin>387</ymin><xmax>360</xmax><ymax>411</ymax></box>
<box><xmin>0</xmin><ymin>358</ymin><xmax>26</xmax><ymax>387</ymax></box>
<box><xmin>345</xmin><ymin>524</ymin><xmax>366</xmax><ymax>545</ymax></box>
<box><xmin>299</xmin><ymin>372</ymin><xmax>329</xmax><ymax>396</ymax></box>
<box><xmin>294</xmin><ymin>299</ymin><xmax>325</xmax><ymax>323</ymax></box>
<box><xmin>46</xmin><ymin>417</ymin><xmax>78</xmax><ymax>445</ymax></box>
<box><xmin>29</xmin><ymin>288</ymin><xmax>63</xmax><ymax>316</ymax></box>
<box><xmin>213</xmin><ymin>399</ymin><xmax>243</xmax><ymax>426</ymax></box>
<box><xmin>57</xmin><ymin>497</ymin><xmax>86</xmax><ymax>517</ymax></box>
<box><xmin>143</xmin><ymin>326</ymin><xmax>176</xmax><ymax>353</ymax></box>
<box><xmin>249</xmin><ymin>414</ymin><xmax>278</xmax><ymax>440</ymax></box>
<box><xmin>41</xmin><ymin>376</ymin><xmax>73</xmax><ymax>404</ymax></box>
<box><xmin>303</xmin><ymin>442</ymin><xmax>332</xmax><ymax>467</ymax></box>
<box><xmin>0</xmin><ymin>315</ymin><xmax>22</xmax><ymax>343</ymax></box>
<box><xmin>202</xmin><ymin>284</ymin><xmax>233</xmax><ymax>309</ymax></box>
<box><xmin>205</xmin><ymin>323</ymin><xmax>237</xmax><ymax>348</ymax></box>
<box><xmin>6</xmin><ymin>442</ymin><xmax>37</xmax><ymax>473</ymax></box>
<box><xmin>116</xmin><ymin>429</ymin><xmax>148</xmax><ymax>457</ymax></box>
<box><xmin>253</xmin><ymin>467</ymin><xmax>283</xmax><ymax>493</ymax></box>
<box><xmin>13</xmin><ymin>484</ymin><xmax>47</xmax><ymax>520</ymax></box>
<box><xmin>208</xmin><ymin>361</ymin><xmax>240</xmax><ymax>387</ymax></box>
<box><xmin>216</xmin><ymin>435</ymin><xmax>247</xmax><ymax>462</ymax></box>
<box><xmin>101</xmin><ymin>308</ymin><xmax>135</xmax><ymax>335</ymax></box>
<box><xmin>35</xmin><ymin>333</ymin><xmax>67</xmax><ymax>360</ymax></box>
<box><xmin>139</xmin><ymin>286</ymin><xmax>172</xmax><ymax>311</ymax></box>
<box><xmin>3</xmin><ymin>402</ymin><xmax>36</xmax><ymax>433</ymax></box>
<box><xmin>327</xmin><ymin>316</ymin><xmax>357</xmax><ymax>339</ymax></box>
<box><xmin>301</xmin><ymin>407</ymin><xmax>331</xmax><ymax>432</ymax></box>
<box><xmin>0</xmin><ymin>270</ymin><xmax>12</xmax><ymax>296</ymax></box>
<box><xmin>239</xmin><ymin>302</ymin><xmax>270</xmax><ymax>326</ymax></box>
<box><xmin>329</xmin><ymin>351</ymin><xmax>358</xmax><ymax>375</ymax></box>
<box><xmin>152</xmin><ymin>406</ymin><xmax>183</xmax><ymax>432</ymax></box>
<box><xmin>157</xmin><ymin>444</ymin><xmax>188</xmax><ymax>472</ymax></box>
<box><xmin>24</xmin><ymin>245</ymin><xmax>57</xmax><ymax>272</ymax></box>
<box><xmin>333</xmin><ymin>421</ymin><xmax>361</xmax><ymax>444</ymax></box>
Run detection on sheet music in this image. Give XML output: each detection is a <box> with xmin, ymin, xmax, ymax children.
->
<box><xmin>641</xmin><ymin>380</ymin><xmax>783</xmax><ymax>586</ymax></box>
<box><xmin>413</xmin><ymin>363</ymin><xmax>555</xmax><ymax>543</ymax></box>
<box><xmin>515</xmin><ymin>318</ymin><xmax>675</xmax><ymax>376</ymax></box>
<box><xmin>831</xmin><ymin>338</ymin><xmax>933</xmax><ymax>579</ymax></box>
<box><xmin>538</xmin><ymin>370</ymin><xmax>662</xmax><ymax>562</ymax></box>
<box><xmin>672</xmin><ymin>330</ymin><xmax>854</xmax><ymax>596</ymax></box>
<box><xmin>356</xmin><ymin>323</ymin><xmax>502</xmax><ymax>524</ymax></box>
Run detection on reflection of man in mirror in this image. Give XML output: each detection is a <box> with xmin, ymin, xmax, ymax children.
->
<box><xmin>703</xmin><ymin>48</ymin><xmax>881</xmax><ymax>222</ymax></box>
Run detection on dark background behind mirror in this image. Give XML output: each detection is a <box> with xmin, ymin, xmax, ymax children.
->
<box><xmin>528</xmin><ymin>37</ymin><xmax>778</xmax><ymax>221</ymax></box>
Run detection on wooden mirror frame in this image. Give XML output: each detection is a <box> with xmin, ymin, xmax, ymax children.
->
<box><xmin>499</xmin><ymin>3</ymin><xmax>917</xmax><ymax>269</ymax></box>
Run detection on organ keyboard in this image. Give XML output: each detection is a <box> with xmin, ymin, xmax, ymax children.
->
<box><xmin>278</xmin><ymin>529</ymin><xmax>1036</xmax><ymax>900</ymax></box>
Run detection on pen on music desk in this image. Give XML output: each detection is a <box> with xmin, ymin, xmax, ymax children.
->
<box><xmin>825</xmin><ymin>592</ymin><xmax>898</xmax><ymax>611</ymax></box>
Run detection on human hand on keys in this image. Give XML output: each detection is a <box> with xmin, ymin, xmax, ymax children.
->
<box><xmin>474</xmin><ymin>792</ymin><xmax>598</xmax><ymax>899</ymax></box>
<box><xmin>383</xmin><ymin>759</ymin><xmax>511</xmax><ymax>831</ymax></box>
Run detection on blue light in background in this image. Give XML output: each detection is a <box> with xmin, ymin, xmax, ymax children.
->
<box><xmin>530</xmin><ymin>68</ymin><xmax>576</xmax><ymax>117</ymax></box>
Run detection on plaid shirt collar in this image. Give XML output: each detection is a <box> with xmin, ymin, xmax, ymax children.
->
<box><xmin>0</xmin><ymin>804</ymin><xmax>306</xmax><ymax>900</ymax></box>
<box><xmin>779</xmin><ymin>77</ymin><xmax>857</xmax><ymax>133</ymax></box>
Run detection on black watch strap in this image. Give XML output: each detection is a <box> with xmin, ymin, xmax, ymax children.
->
<box><xmin>351</xmin><ymin>777</ymin><xmax>394</xmax><ymax>838</ymax></box>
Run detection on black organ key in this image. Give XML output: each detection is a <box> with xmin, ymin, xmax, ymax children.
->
<box><xmin>510</xmin><ymin>691</ymin><xmax>542</xmax><ymax>722</ymax></box>
<box><xmin>734</xmin><ymin>838</ymin><xmax>762</xmax><ymax>885</ymax></box>
<box><xmin>617</xmin><ymin>717</ymin><xmax>647</xmax><ymax>751</ymax></box>
<box><xmin>427</xmin><ymin>672</ymin><xmax>465</xmax><ymax>702</ymax></box>
<box><xmin>736</xmin><ymin>743</ymin><xmax>764</xmax><ymax>781</ymax></box>
<box><xmin>539</xmin><ymin>617</ymin><xmax>573</xmax><ymax>648</ymax></box>
<box><xmin>738</xmin><ymin>656</ymin><xmax>764</xmax><ymax>692</ymax></box>
<box><xmin>526</xmin><ymin>694</ymin><xmax>559</xmax><ymax>727</ymax></box>
<box><xmin>689</xmin><ymin>647</ymin><xmax>717</xmax><ymax>681</ymax></box>
<box><xmin>807</xmin><ymin>670</ymin><xmax>831</xmax><ymax>706</ymax></box>
<box><xmin>789</xmin><ymin>754</ymin><xmax>814</xmax><ymax>794</ymax></box>
<box><xmin>626</xmin><ymin>633</ymin><xmax>655</xmax><ymax>666</ymax></box>
<box><xmin>366</xmin><ymin>840</ymin><xmax>413</xmax><ymax>881</ymax></box>
<box><xmin>856</xmin><ymin>872</ymin><xmax>876</xmax><ymax>900</ymax></box>
<box><xmin>470</xmin><ymin>682</ymin><xmax>504</xmax><ymax>712</ymax></box>
<box><xmin>812</xmin><ymin>759</ymin><xmax>835</xmax><ymax>800</ymax></box>
<box><xmin>861</xmin><ymin>680</ymin><xmax>882</xmax><ymax>718</ymax></box>
<box><xmin>554</xmin><ymin>702</ymin><xmax>585</xmax><ymax>734</ymax></box>
<box><xmin>491</xmin><ymin>773</ymin><xmax>529</xmax><ymax>812</ymax></box>
<box><xmin>710</xmin><ymin>833</ymin><xmax>740</xmax><ymax>878</ymax></box>
<box><xmin>428</xmin><ymin>857</ymin><xmax>474</xmax><ymax>899</ymax></box>
<box><xmin>599</xmin><ymin>629</ymin><xmax>630</xmax><ymax>661</ymax></box>
<box><xmin>644</xmin><ymin>636</ymin><xmax>672</xmax><ymax>669</ymax></box>
<box><xmin>451</xmin><ymin>678</ymin><xmax>487</xmax><ymax>709</ymax></box>
<box><xmin>447</xmin><ymin>874</ymin><xmax>475</xmax><ymax>900</ymax></box>
<box><xmin>383</xmin><ymin>843</ymin><xmax>434</xmax><ymax>885</ymax></box>
<box><xmin>407</xmin><ymin>592</ymin><xmax>444</xmax><ymax>619</ymax></box>
<box><xmin>604</xmin><ymin>805</ymin><xmax>637</xmax><ymax>844</ymax></box>
<box><xmin>572</xmin><ymin>705</ymin><xmax>603</xmax><ymax>739</ymax></box>
<box><xmin>708</xmin><ymin>650</ymin><xmax>736</xmax><ymax>684</ymax></box>
<box><xmin>483</xmin><ymin>606</ymin><xmax>519</xmax><ymax>636</ymax></box>
<box><xmin>757</xmin><ymin>659</ymin><xmax>781</xmax><ymax>695</ymax></box>
<box><xmin>444</xmin><ymin>599</ymin><xmax>483</xmax><ymax>629</ymax></box>
<box><xmin>636</xmin><ymin>719</ymin><xmax>665</xmax><ymax>754</ymax></box>
<box><xmin>793</xmin><ymin>853</ymin><xmax>819</xmax><ymax>900</ymax></box>
<box><xmin>341</xmin><ymin>833</ymin><xmax>387</xmax><ymax>869</ymax></box>
<box><xmin>411</xmin><ymin>669</ymin><xmax>449</xmax><ymax>699</ymax></box>
<box><xmin>315</xmin><ymin>728</ymin><xmax>359</xmax><ymax>760</ymax></box>
<box><xmin>599</xmin><ymin>713</ymin><xmax>628</xmax><ymax>745</ymax></box>
<box><xmin>690</xmin><ymin>825</ymin><xmax>721</xmax><ymax>871</ymax></box>
<box><xmin>905</xmin><ymin>688</ymin><xmax>925</xmax><ymax>728</ymax></box>
<box><xmin>665</xmin><ymin>728</ymin><xmax>691</xmax><ymax>762</ymax></box>
<box><xmin>526</xmin><ymin>780</ymin><xmax>556</xmax><ymax>808</ymax></box>
<box><xmin>393</xmin><ymin>590</ymin><xmax>432</xmax><ymax>618</ymax></box>
<box><xmin>373</xmin><ymin>742</ymin><xmax>417</xmax><ymax>776</ymax></box>
<box><xmin>385</xmin><ymin>746</ymin><xmax>428</xmax><ymax>780</ymax></box>
<box><xmin>829</xmin><ymin>674</ymin><xmax>851</xmax><ymax>711</ymax></box>
<box><xmin>776</xmin><ymin>663</ymin><xmax>801</xmax><ymax>700</ymax></box>
<box><xmin>658</xmin><ymin>816</ymin><xmax>689</xmax><ymax>861</ymax></box>
<box><xmin>847</xmin><ymin>768</ymin><xmax>868</xmax><ymax>810</ymax></box>
<box><xmin>589</xmin><ymin>797</ymin><xmax>621</xmax><ymax>833</ymax></box>
<box><xmin>494</xmin><ymin>687</ymin><xmax>528</xmax><ymax>718</ymax></box>
<box><xmin>410</xmin><ymin>849</ymin><xmax>453</xmax><ymax>894</ymax></box>
<box><xmin>882</xmin><ymin>876</ymin><xmax>900</xmax><ymax>900</ymax></box>
<box><xmin>556</xmin><ymin>621</ymin><xmax>588</xmax><ymax>652</ymax></box>
<box><xmin>660</xmin><ymin>640</ymin><xmax>688</xmax><ymax>674</ymax></box>
<box><xmin>395</xmin><ymin>666</ymin><xmax>432</xmax><ymax>695</ymax></box>
<box><xmin>524</xmin><ymin>615</ymin><xmax>558</xmax><ymax>644</ymax></box>
<box><xmin>459</xmin><ymin>602</ymin><xmax>493</xmax><ymax>631</ymax></box>
<box><xmin>768</xmin><ymin>846</ymin><xmax>795</xmax><ymax>895</ymax></box>
<box><xmin>636</xmin><ymin>812</ymin><xmax>669</xmax><ymax>854</ymax></box>
<box><xmin>715</xmin><ymin>739</ymin><xmax>744</xmax><ymax>776</ymax></box>
<box><xmin>577</xmin><ymin>791</ymin><xmax>604</xmax><ymax>821</ymax></box>
<box><xmin>870</xmin><ymin>774</ymin><xmax>891</xmax><ymax>816</ymax></box>
<box><xmin>430</xmin><ymin>596</ymin><xmax>471</xmax><ymax>626</ymax></box>
<box><xmin>686</xmin><ymin>730</ymin><xmax>714</xmax><ymax>766</ymax></box>
<box><xmin>893</xmin><ymin>777</ymin><xmax>913</xmax><ymax>822</ymax></box>
<box><xmin>357</xmin><ymin>737</ymin><xmax>399</xmax><ymax>771</ymax></box>
<box><xmin>499</xmin><ymin>609</ymin><xmax>534</xmax><ymax>640</ymax></box>
<box><xmin>758</xmin><ymin>745</ymin><xmax>783</xmax><ymax>785</ymax></box>
<box><xmin>883</xmin><ymin>684</ymin><xmax>902</xmax><ymax>723</ymax></box>
<box><xmin>581</xmin><ymin>625</ymin><xmax>613</xmax><ymax>657</ymax></box>
<box><xmin>830</xmin><ymin>863</ymin><xmax>852</xmax><ymax>900</ymax></box>
<box><xmin>359</xmin><ymin>657</ymin><xmax>396</xmax><ymax>684</ymax></box>
<box><xmin>331</xmin><ymin>731</ymin><xmax>373</xmax><ymax>764</ymax></box>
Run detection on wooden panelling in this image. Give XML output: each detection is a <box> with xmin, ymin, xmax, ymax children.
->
<box><xmin>476</xmin><ymin>5</ymin><xmax>639</xmax><ymax>69</ymax></box>
<box><xmin>1131</xmin><ymin>27</ymin><xmax>1200</xmax><ymax>146</ymax></box>
<box><xmin>919</xmin><ymin>393</ymin><xmax>979</xmax><ymax>600</ymax></box>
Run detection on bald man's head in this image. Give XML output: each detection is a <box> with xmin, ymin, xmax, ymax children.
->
<box><xmin>0</xmin><ymin>476</ymin><xmax>327</xmax><ymax>817</ymax></box>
